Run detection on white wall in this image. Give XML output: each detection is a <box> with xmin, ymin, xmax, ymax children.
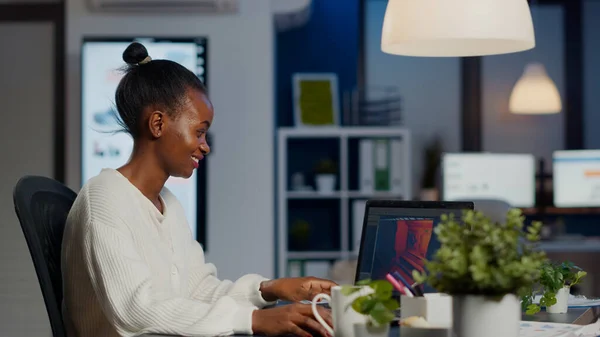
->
<box><xmin>0</xmin><ymin>22</ymin><xmax>54</xmax><ymax>336</ymax></box>
<box><xmin>482</xmin><ymin>5</ymin><xmax>564</xmax><ymax>167</ymax></box>
<box><xmin>364</xmin><ymin>0</ymin><xmax>461</xmax><ymax>194</ymax></box>
<box><xmin>66</xmin><ymin>0</ymin><xmax>275</xmax><ymax>279</ymax></box>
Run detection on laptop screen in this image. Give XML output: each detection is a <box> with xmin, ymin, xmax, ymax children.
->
<box><xmin>355</xmin><ymin>201</ymin><xmax>473</xmax><ymax>292</ymax></box>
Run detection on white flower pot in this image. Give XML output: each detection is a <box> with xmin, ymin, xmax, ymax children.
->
<box><xmin>547</xmin><ymin>286</ymin><xmax>570</xmax><ymax>314</ymax></box>
<box><xmin>353</xmin><ymin>323</ymin><xmax>389</xmax><ymax>337</ymax></box>
<box><xmin>315</xmin><ymin>174</ymin><xmax>336</xmax><ymax>194</ymax></box>
<box><xmin>452</xmin><ymin>294</ymin><xmax>520</xmax><ymax>337</ymax></box>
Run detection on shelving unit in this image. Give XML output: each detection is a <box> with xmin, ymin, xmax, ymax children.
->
<box><xmin>276</xmin><ymin>127</ymin><xmax>412</xmax><ymax>278</ymax></box>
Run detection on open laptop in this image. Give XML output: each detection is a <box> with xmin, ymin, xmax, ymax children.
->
<box><xmin>354</xmin><ymin>200</ymin><xmax>474</xmax><ymax>293</ymax></box>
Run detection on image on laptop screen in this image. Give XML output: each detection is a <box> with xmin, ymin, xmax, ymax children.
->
<box><xmin>355</xmin><ymin>201</ymin><xmax>474</xmax><ymax>293</ymax></box>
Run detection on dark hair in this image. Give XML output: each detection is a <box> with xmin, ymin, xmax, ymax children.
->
<box><xmin>114</xmin><ymin>42</ymin><xmax>206</xmax><ymax>138</ymax></box>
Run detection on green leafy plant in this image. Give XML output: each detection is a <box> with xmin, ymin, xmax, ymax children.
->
<box><xmin>412</xmin><ymin>209</ymin><xmax>548</xmax><ymax>297</ymax></box>
<box><xmin>289</xmin><ymin>219</ymin><xmax>311</xmax><ymax>249</ymax></box>
<box><xmin>521</xmin><ymin>261</ymin><xmax>587</xmax><ymax>315</ymax></box>
<box><xmin>314</xmin><ymin>159</ymin><xmax>337</xmax><ymax>175</ymax></box>
<box><xmin>421</xmin><ymin>136</ymin><xmax>443</xmax><ymax>189</ymax></box>
<box><xmin>341</xmin><ymin>279</ymin><xmax>400</xmax><ymax>327</ymax></box>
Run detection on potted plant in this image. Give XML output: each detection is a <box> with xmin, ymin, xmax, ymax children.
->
<box><xmin>522</xmin><ymin>261</ymin><xmax>587</xmax><ymax>315</ymax></box>
<box><xmin>314</xmin><ymin>158</ymin><xmax>337</xmax><ymax>194</ymax></box>
<box><xmin>420</xmin><ymin>136</ymin><xmax>442</xmax><ymax>201</ymax></box>
<box><xmin>289</xmin><ymin>219</ymin><xmax>311</xmax><ymax>250</ymax></box>
<box><xmin>412</xmin><ymin>209</ymin><xmax>547</xmax><ymax>337</ymax></box>
<box><xmin>341</xmin><ymin>279</ymin><xmax>399</xmax><ymax>337</ymax></box>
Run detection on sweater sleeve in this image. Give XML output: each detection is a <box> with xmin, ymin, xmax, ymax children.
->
<box><xmin>186</xmin><ymin>239</ymin><xmax>277</xmax><ymax>308</ymax></box>
<box><xmin>84</xmin><ymin>219</ymin><xmax>257</xmax><ymax>337</ymax></box>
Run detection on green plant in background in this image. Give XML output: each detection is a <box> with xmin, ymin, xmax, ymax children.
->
<box><xmin>521</xmin><ymin>261</ymin><xmax>587</xmax><ymax>315</ymax></box>
<box><xmin>341</xmin><ymin>279</ymin><xmax>400</xmax><ymax>327</ymax></box>
<box><xmin>421</xmin><ymin>136</ymin><xmax>443</xmax><ymax>189</ymax></box>
<box><xmin>412</xmin><ymin>209</ymin><xmax>548</xmax><ymax>297</ymax></box>
<box><xmin>289</xmin><ymin>219</ymin><xmax>311</xmax><ymax>249</ymax></box>
<box><xmin>314</xmin><ymin>159</ymin><xmax>337</xmax><ymax>175</ymax></box>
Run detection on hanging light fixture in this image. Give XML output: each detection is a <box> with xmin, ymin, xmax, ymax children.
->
<box><xmin>381</xmin><ymin>0</ymin><xmax>536</xmax><ymax>57</ymax></box>
<box><xmin>509</xmin><ymin>62</ymin><xmax>562</xmax><ymax>114</ymax></box>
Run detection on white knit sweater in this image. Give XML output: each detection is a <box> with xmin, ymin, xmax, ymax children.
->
<box><xmin>61</xmin><ymin>168</ymin><xmax>274</xmax><ymax>337</ymax></box>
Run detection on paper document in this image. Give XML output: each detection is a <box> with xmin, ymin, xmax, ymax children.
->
<box><xmin>519</xmin><ymin>320</ymin><xmax>600</xmax><ymax>337</ymax></box>
<box><xmin>533</xmin><ymin>294</ymin><xmax>600</xmax><ymax>308</ymax></box>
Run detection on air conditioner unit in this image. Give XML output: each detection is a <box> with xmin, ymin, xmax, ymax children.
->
<box><xmin>88</xmin><ymin>0</ymin><xmax>238</xmax><ymax>13</ymax></box>
<box><xmin>271</xmin><ymin>0</ymin><xmax>312</xmax><ymax>32</ymax></box>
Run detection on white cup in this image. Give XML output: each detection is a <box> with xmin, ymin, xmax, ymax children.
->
<box><xmin>311</xmin><ymin>285</ymin><xmax>371</xmax><ymax>337</ymax></box>
<box><xmin>400</xmin><ymin>293</ymin><xmax>453</xmax><ymax>328</ymax></box>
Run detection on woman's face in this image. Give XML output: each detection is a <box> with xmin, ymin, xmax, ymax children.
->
<box><xmin>156</xmin><ymin>89</ymin><xmax>213</xmax><ymax>179</ymax></box>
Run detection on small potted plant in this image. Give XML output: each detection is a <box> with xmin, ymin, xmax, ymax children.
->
<box><xmin>289</xmin><ymin>219</ymin><xmax>311</xmax><ymax>250</ymax></box>
<box><xmin>412</xmin><ymin>209</ymin><xmax>547</xmax><ymax>337</ymax></box>
<box><xmin>341</xmin><ymin>279</ymin><xmax>399</xmax><ymax>337</ymax></box>
<box><xmin>420</xmin><ymin>136</ymin><xmax>442</xmax><ymax>201</ymax></box>
<box><xmin>314</xmin><ymin>158</ymin><xmax>337</xmax><ymax>194</ymax></box>
<box><xmin>522</xmin><ymin>261</ymin><xmax>587</xmax><ymax>315</ymax></box>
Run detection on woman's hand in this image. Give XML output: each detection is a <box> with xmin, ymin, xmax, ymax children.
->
<box><xmin>260</xmin><ymin>277</ymin><xmax>337</xmax><ymax>302</ymax></box>
<box><xmin>252</xmin><ymin>303</ymin><xmax>332</xmax><ymax>337</ymax></box>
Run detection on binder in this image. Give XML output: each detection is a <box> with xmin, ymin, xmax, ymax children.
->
<box><xmin>374</xmin><ymin>139</ymin><xmax>390</xmax><ymax>191</ymax></box>
<box><xmin>390</xmin><ymin>139</ymin><xmax>403</xmax><ymax>195</ymax></box>
<box><xmin>359</xmin><ymin>139</ymin><xmax>374</xmax><ymax>193</ymax></box>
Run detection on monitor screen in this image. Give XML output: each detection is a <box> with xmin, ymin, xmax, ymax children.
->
<box><xmin>81</xmin><ymin>37</ymin><xmax>207</xmax><ymax>239</ymax></box>
<box><xmin>442</xmin><ymin>153</ymin><xmax>536</xmax><ymax>208</ymax></box>
<box><xmin>355</xmin><ymin>201</ymin><xmax>473</xmax><ymax>293</ymax></box>
<box><xmin>553</xmin><ymin>150</ymin><xmax>600</xmax><ymax>208</ymax></box>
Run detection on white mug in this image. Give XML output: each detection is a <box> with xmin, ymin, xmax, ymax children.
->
<box><xmin>311</xmin><ymin>286</ymin><xmax>371</xmax><ymax>337</ymax></box>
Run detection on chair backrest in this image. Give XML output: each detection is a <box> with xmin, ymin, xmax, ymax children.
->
<box><xmin>471</xmin><ymin>199</ymin><xmax>513</xmax><ymax>223</ymax></box>
<box><xmin>13</xmin><ymin>176</ymin><xmax>77</xmax><ymax>337</ymax></box>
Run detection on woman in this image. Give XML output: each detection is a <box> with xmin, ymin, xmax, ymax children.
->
<box><xmin>61</xmin><ymin>42</ymin><xmax>334</xmax><ymax>337</ymax></box>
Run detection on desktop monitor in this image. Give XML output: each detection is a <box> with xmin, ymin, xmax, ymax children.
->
<box><xmin>80</xmin><ymin>37</ymin><xmax>208</xmax><ymax>240</ymax></box>
<box><xmin>354</xmin><ymin>200</ymin><xmax>474</xmax><ymax>293</ymax></box>
<box><xmin>442</xmin><ymin>153</ymin><xmax>536</xmax><ymax>208</ymax></box>
<box><xmin>553</xmin><ymin>150</ymin><xmax>600</xmax><ymax>207</ymax></box>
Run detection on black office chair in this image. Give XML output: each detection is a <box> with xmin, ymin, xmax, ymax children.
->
<box><xmin>13</xmin><ymin>175</ymin><xmax>77</xmax><ymax>337</ymax></box>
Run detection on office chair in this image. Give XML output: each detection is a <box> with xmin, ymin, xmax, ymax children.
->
<box><xmin>470</xmin><ymin>199</ymin><xmax>513</xmax><ymax>223</ymax></box>
<box><xmin>13</xmin><ymin>176</ymin><xmax>77</xmax><ymax>337</ymax></box>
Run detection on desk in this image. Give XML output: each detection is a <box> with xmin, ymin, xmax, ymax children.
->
<box><xmin>141</xmin><ymin>307</ymin><xmax>599</xmax><ymax>337</ymax></box>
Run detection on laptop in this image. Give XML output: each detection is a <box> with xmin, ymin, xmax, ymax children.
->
<box><xmin>354</xmin><ymin>200</ymin><xmax>475</xmax><ymax>294</ymax></box>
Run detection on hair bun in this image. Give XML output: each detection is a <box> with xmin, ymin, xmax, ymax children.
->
<box><xmin>122</xmin><ymin>42</ymin><xmax>150</xmax><ymax>66</ymax></box>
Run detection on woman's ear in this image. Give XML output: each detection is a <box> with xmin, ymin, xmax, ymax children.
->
<box><xmin>148</xmin><ymin>111</ymin><xmax>165</xmax><ymax>138</ymax></box>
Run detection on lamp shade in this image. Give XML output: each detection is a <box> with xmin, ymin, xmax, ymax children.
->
<box><xmin>509</xmin><ymin>63</ymin><xmax>562</xmax><ymax>114</ymax></box>
<box><xmin>381</xmin><ymin>0</ymin><xmax>535</xmax><ymax>57</ymax></box>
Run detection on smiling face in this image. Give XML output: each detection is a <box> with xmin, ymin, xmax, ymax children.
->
<box><xmin>150</xmin><ymin>88</ymin><xmax>213</xmax><ymax>179</ymax></box>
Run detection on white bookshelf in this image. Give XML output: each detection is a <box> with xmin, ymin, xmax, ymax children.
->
<box><xmin>276</xmin><ymin>126</ymin><xmax>412</xmax><ymax>277</ymax></box>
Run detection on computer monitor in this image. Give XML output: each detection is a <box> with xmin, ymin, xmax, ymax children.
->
<box><xmin>442</xmin><ymin>153</ymin><xmax>536</xmax><ymax>208</ymax></box>
<box><xmin>80</xmin><ymin>37</ymin><xmax>208</xmax><ymax>240</ymax></box>
<box><xmin>354</xmin><ymin>200</ymin><xmax>474</xmax><ymax>293</ymax></box>
<box><xmin>553</xmin><ymin>150</ymin><xmax>600</xmax><ymax>208</ymax></box>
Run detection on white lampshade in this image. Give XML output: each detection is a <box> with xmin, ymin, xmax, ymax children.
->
<box><xmin>509</xmin><ymin>63</ymin><xmax>562</xmax><ymax>114</ymax></box>
<box><xmin>381</xmin><ymin>0</ymin><xmax>535</xmax><ymax>57</ymax></box>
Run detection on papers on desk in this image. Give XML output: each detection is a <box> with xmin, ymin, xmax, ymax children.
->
<box><xmin>532</xmin><ymin>294</ymin><xmax>600</xmax><ymax>308</ymax></box>
<box><xmin>519</xmin><ymin>319</ymin><xmax>600</xmax><ymax>337</ymax></box>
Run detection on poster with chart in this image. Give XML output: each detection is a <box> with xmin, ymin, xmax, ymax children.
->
<box><xmin>81</xmin><ymin>37</ymin><xmax>208</xmax><ymax>239</ymax></box>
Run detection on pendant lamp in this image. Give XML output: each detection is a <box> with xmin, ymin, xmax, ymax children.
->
<box><xmin>509</xmin><ymin>62</ymin><xmax>562</xmax><ymax>114</ymax></box>
<box><xmin>381</xmin><ymin>0</ymin><xmax>536</xmax><ymax>57</ymax></box>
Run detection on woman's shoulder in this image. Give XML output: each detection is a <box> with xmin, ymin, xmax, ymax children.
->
<box><xmin>75</xmin><ymin>168</ymin><xmax>144</xmax><ymax>218</ymax></box>
<box><xmin>82</xmin><ymin>169</ymin><xmax>132</xmax><ymax>199</ymax></box>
